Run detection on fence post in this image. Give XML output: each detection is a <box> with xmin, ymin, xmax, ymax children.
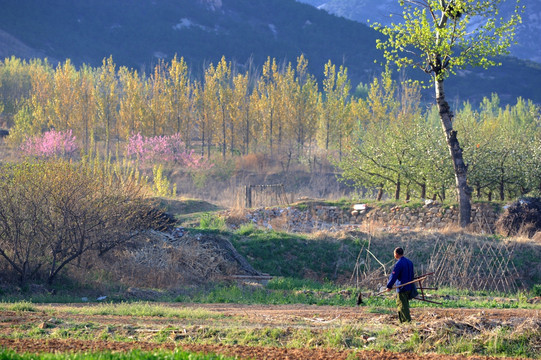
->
<box><xmin>245</xmin><ymin>185</ymin><xmax>252</xmax><ymax>208</ymax></box>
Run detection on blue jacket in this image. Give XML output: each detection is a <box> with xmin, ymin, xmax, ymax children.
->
<box><xmin>386</xmin><ymin>256</ymin><xmax>414</xmax><ymax>293</ymax></box>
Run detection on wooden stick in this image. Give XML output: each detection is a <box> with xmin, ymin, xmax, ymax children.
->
<box><xmin>375</xmin><ymin>275</ymin><xmax>428</xmax><ymax>296</ymax></box>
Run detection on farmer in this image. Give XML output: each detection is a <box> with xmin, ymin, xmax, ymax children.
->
<box><xmin>386</xmin><ymin>247</ymin><xmax>415</xmax><ymax>323</ymax></box>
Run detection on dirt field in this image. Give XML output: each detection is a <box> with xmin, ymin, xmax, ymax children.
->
<box><xmin>1</xmin><ymin>303</ymin><xmax>539</xmax><ymax>359</ymax></box>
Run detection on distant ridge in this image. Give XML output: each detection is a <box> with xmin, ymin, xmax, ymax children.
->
<box><xmin>0</xmin><ymin>0</ymin><xmax>540</xmax><ymax>104</ymax></box>
<box><xmin>0</xmin><ymin>29</ymin><xmax>52</xmax><ymax>62</ymax></box>
<box><xmin>297</xmin><ymin>0</ymin><xmax>541</xmax><ymax>64</ymax></box>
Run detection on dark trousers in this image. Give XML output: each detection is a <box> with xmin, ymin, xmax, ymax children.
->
<box><xmin>397</xmin><ymin>291</ymin><xmax>411</xmax><ymax>323</ymax></box>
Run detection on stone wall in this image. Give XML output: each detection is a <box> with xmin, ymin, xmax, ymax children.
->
<box><xmin>352</xmin><ymin>202</ymin><xmax>500</xmax><ymax>233</ymax></box>
<box><xmin>240</xmin><ymin>201</ymin><xmax>501</xmax><ymax>233</ymax></box>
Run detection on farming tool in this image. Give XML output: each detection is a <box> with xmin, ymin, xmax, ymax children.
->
<box><xmin>357</xmin><ymin>272</ymin><xmax>442</xmax><ymax>305</ymax></box>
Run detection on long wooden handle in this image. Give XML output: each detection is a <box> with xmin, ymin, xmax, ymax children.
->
<box><xmin>376</xmin><ymin>275</ymin><xmax>428</xmax><ymax>296</ymax></box>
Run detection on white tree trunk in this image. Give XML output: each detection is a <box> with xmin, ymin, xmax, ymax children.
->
<box><xmin>435</xmin><ymin>78</ymin><xmax>472</xmax><ymax>227</ymax></box>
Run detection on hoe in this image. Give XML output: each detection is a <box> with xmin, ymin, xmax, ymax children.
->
<box><xmin>357</xmin><ymin>272</ymin><xmax>442</xmax><ymax>305</ymax></box>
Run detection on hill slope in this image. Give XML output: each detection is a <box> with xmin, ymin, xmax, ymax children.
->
<box><xmin>0</xmin><ymin>0</ymin><xmax>381</xmax><ymax>86</ymax></box>
<box><xmin>0</xmin><ymin>0</ymin><xmax>540</xmax><ymax>104</ymax></box>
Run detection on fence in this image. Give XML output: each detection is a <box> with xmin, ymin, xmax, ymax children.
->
<box><xmin>244</xmin><ymin>184</ymin><xmax>289</xmax><ymax>208</ymax></box>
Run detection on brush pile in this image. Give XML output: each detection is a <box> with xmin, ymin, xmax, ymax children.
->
<box><xmin>496</xmin><ymin>197</ymin><xmax>541</xmax><ymax>237</ymax></box>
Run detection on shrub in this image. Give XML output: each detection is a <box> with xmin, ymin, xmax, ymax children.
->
<box><xmin>127</xmin><ymin>133</ymin><xmax>212</xmax><ymax>169</ymax></box>
<box><xmin>0</xmin><ymin>160</ymin><xmax>165</xmax><ymax>285</ymax></box>
<box><xmin>532</xmin><ymin>284</ymin><xmax>541</xmax><ymax>297</ymax></box>
<box><xmin>152</xmin><ymin>164</ymin><xmax>177</xmax><ymax>197</ymax></box>
<box><xmin>20</xmin><ymin>129</ymin><xmax>78</xmax><ymax>159</ymax></box>
<box><xmin>199</xmin><ymin>213</ymin><xmax>226</xmax><ymax>230</ymax></box>
<box><xmin>236</xmin><ymin>222</ymin><xmax>256</xmax><ymax>236</ymax></box>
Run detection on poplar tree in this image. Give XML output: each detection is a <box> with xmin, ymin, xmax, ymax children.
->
<box><xmin>215</xmin><ymin>57</ymin><xmax>232</xmax><ymax>160</ymax></box>
<box><xmin>257</xmin><ymin>57</ymin><xmax>280</xmax><ymax>156</ymax></box>
<box><xmin>320</xmin><ymin>61</ymin><xmax>352</xmax><ymax>159</ymax></box>
<box><xmin>167</xmin><ymin>56</ymin><xmax>193</xmax><ymax>145</ymax></box>
<box><xmin>231</xmin><ymin>72</ymin><xmax>253</xmax><ymax>155</ymax></box>
<box><xmin>290</xmin><ymin>55</ymin><xmax>318</xmax><ymax>160</ymax></box>
<box><xmin>95</xmin><ymin>57</ymin><xmax>119</xmax><ymax>157</ymax></box>
<box><xmin>149</xmin><ymin>62</ymin><xmax>168</xmax><ymax>137</ymax></box>
<box><xmin>373</xmin><ymin>0</ymin><xmax>521</xmax><ymax>227</ymax></box>
<box><xmin>118</xmin><ymin>67</ymin><xmax>146</xmax><ymax>140</ymax></box>
<box><xmin>75</xmin><ymin>65</ymin><xmax>96</xmax><ymax>153</ymax></box>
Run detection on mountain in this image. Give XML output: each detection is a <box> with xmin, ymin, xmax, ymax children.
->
<box><xmin>297</xmin><ymin>0</ymin><xmax>541</xmax><ymax>63</ymax></box>
<box><xmin>0</xmin><ymin>0</ymin><xmax>540</xmax><ymax>104</ymax></box>
<box><xmin>0</xmin><ymin>0</ymin><xmax>382</xmax><ymax>86</ymax></box>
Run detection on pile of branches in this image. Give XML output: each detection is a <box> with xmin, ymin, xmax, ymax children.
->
<box><xmin>496</xmin><ymin>197</ymin><xmax>541</xmax><ymax>237</ymax></box>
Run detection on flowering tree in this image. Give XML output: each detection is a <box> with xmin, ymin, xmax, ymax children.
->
<box><xmin>127</xmin><ymin>133</ymin><xmax>212</xmax><ymax>169</ymax></box>
<box><xmin>21</xmin><ymin>129</ymin><xmax>78</xmax><ymax>159</ymax></box>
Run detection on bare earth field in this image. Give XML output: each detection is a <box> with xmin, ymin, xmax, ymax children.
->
<box><xmin>1</xmin><ymin>303</ymin><xmax>539</xmax><ymax>359</ymax></box>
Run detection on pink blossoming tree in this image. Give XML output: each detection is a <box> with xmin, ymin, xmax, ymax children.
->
<box><xmin>21</xmin><ymin>129</ymin><xmax>78</xmax><ymax>159</ymax></box>
<box><xmin>127</xmin><ymin>133</ymin><xmax>212</xmax><ymax>170</ymax></box>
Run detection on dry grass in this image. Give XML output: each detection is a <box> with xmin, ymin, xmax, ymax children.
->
<box><xmin>66</xmin><ymin>231</ymin><xmax>241</xmax><ymax>290</ymax></box>
<box><xmin>0</xmin><ymin>141</ymin><xmax>19</xmax><ymax>162</ymax></box>
<box><xmin>235</xmin><ymin>153</ymin><xmax>270</xmax><ymax>172</ymax></box>
<box><xmin>119</xmin><ymin>232</ymin><xmax>238</xmax><ymax>287</ymax></box>
<box><xmin>223</xmin><ymin>208</ymin><xmax>250</xmax><ymax>229</ymax></box>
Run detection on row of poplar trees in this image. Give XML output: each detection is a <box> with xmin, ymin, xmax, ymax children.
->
<box><xmin>0</xmin><ymin>55</ymin><xmax>540</xmax><ymax>202</ymax></box>
<box><xmin>0</xmin><ymin>55</ymin><xmax>354</xmax><ymax>162</ymax></box>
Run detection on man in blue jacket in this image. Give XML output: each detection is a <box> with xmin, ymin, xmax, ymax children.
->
<box><xmin>386</xmin><ymin>247</ymin><xmax>415</xmax><ymax>323</ymax></box>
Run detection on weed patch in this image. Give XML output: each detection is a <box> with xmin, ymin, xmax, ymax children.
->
<box><xmin>64</xmin><ymin>303</ymin><xmax>223</xmax><ymax>319</ymax></box>
<box><xmin>0</xmin><ymin>349</ymin><xmax>236</xmax><ymax>360</ymax></box>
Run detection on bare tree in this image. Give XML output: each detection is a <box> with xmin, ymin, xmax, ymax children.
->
<box><xmin>0</xmin><ymin>160</ymin><xmax>165</xmax><ymax>285</ymax></box>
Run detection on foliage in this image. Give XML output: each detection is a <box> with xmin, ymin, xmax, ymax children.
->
<box><xmin>198</xmin><ymin>213</ymin><xmax>227</xmax><ymax>231</ymax></box>
<box><xmin>339</xmin><ymin>76</ymin><xmax>541</xmax><ymax>202</ymax></box>
<box><xmin>151</xmin><ymin>164</ymin><xmax>176</xmax><ymax>198</ymax></box>
<box><xmin>372</xmin><ymin>0</ymin><xmax>522</xmax><ymax>226</ymax></box>
<box><xmin>0</xmin><ymin>53</ymin><xmax>540</xmax><ymax>202</ymax></box>
<box><xmin>373</xmin><ymin>0</ymin><xmax>522</xmax><ymax>81</ymax></box>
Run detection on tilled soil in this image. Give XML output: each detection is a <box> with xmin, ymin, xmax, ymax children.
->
<box><xmin>0</xmin><ymin>304</ymin><xmax>539</xmax><ymax>360</ymax></box>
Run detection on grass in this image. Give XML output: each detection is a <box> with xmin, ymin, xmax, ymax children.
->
<box><xmin>0</xmin><ymin>301</ymin><xmax>37</xmax><ymax>312</ymax></box>
<box><xmin>174</xmin><ymin>282</ymin><xmax>357</xmax><ymax>306</ymax></box>
<box><xmin>198</xmin><ymin>213</ymin><xmax>227</xmax><ymax>230</ymax></box>
<box><xmin>171</xmin><ymin>278</ymin><xmax>541</xmax><ymax>310</ymax></box>
<box><xmin>1</xmin><ymin>297</ymin><xmax>540</xmax><ymax>358</ymax></box>
<box><xmin>159</xmin><ymin>198</ymin><xmax>223</xmax><ymax>226</ymax></box>
<box><xmin>230</xmin><ymin>227</ymin><xmax>364</xmax><ymax>281</ymax></box>
<box><xmin>2</xmin><ymin>281</ymin><xmax>539</xmax><ymax>311</ymax></box>
<box><xmin>61</xmin><ymin>302</ymin><xmax>224</xmax><ymax>319</ymax></box>
<box><xmin>0</xmin><ymin>293</ymin><xmax>93</xmax><ymax>304</ymax></box>
<box><xmin>0</xmin><ymin>349</ymin><xmax>236</xmax><ymax>360</ymax></box>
